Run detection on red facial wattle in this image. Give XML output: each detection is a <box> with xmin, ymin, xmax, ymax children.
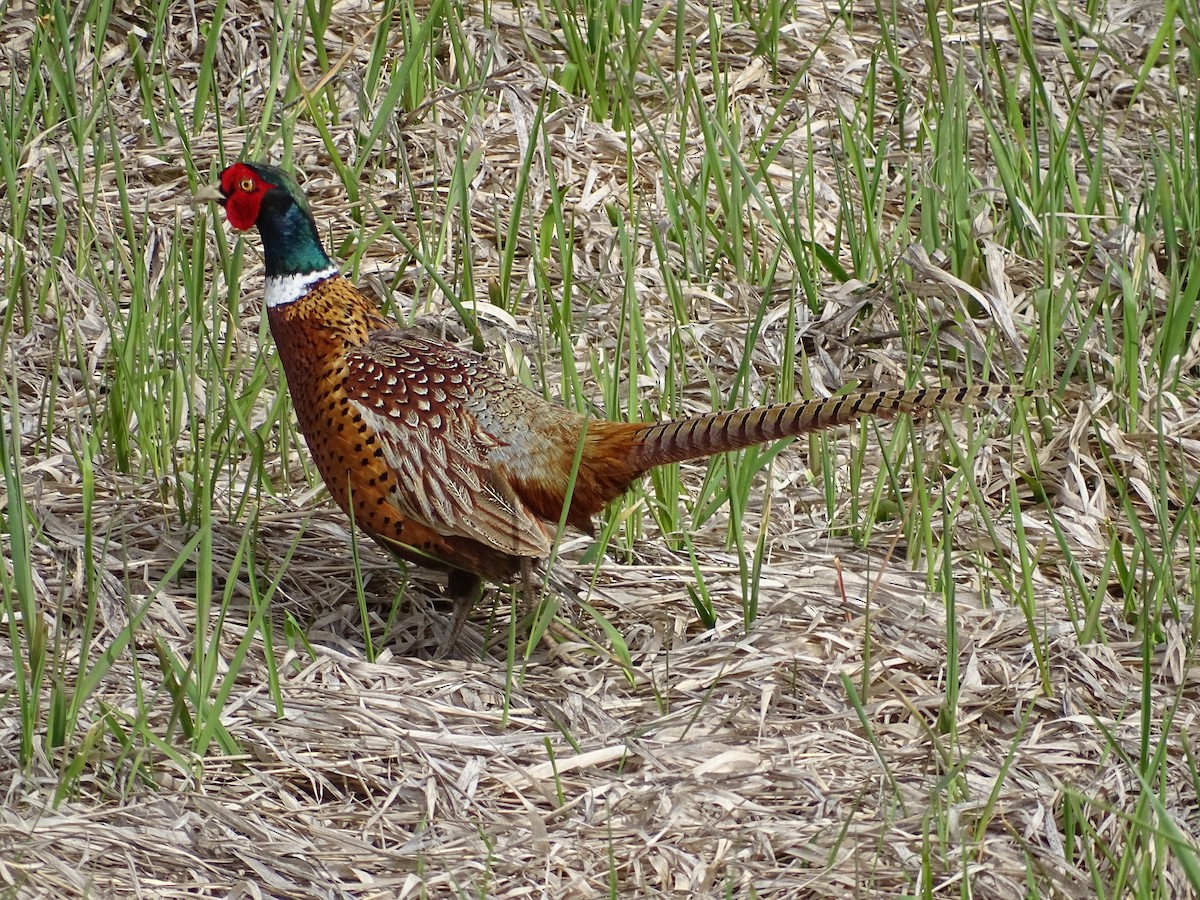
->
<box><xmin>219</xmin><ymin>163</ymin><xmax>266</xmax><ymax>231</ymax></box>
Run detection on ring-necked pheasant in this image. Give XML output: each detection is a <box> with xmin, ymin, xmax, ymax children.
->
<box><xmin>198</xmin><ymin>161</ymin><xmax>1017</xmax><ymax>639</ymax></box>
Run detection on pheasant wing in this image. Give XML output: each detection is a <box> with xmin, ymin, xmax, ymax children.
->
<box><xmin>342</xmin><ymin>333</ymin><xmax>552</xmax><ymax>559</ymax></box>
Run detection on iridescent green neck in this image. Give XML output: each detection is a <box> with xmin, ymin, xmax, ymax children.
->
<box><xmin>256</xmin><ymin>193</ymin><xmax>333</xmax><ymax>278</ymax></box>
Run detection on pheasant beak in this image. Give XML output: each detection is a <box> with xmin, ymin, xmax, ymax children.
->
<box><xmin>193</xmin><ymin>184</ymin><xmax>226</xmax><ymax>205</ymax></box>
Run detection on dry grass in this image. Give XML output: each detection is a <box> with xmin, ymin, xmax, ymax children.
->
<box><xmin>2</xmin><ymin>0</ymin><xmax>1198</xmax><ymax>897</ymax></box>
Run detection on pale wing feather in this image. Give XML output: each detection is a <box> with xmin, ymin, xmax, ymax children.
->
<box><xmin>343</xmin><ymin>342</ymin><xmax>552</xmax><ymax>559</ymax></box>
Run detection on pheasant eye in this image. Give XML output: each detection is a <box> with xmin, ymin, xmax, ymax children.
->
<box><xmin>239</xmin><ymin>178</ymin><xmax>255</xmax><ymax>192</ymax></box>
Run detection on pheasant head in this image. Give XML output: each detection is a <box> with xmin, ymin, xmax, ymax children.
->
<box><xmin>199</xmin><ymin>162</ymin><xmax>333</xmax><ymax>280</ymax></box>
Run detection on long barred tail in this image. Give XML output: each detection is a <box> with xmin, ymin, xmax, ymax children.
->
<box><xmin>627</xmin><ymin>384</ymin><xmax>1021</xmax><ymax>469</ymax></box>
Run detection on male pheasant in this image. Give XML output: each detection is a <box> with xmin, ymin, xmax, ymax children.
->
<box><xmin>199</xmin><ymin>161</ymin><xmax>1015</xmax><ymax>636</ymax></box>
